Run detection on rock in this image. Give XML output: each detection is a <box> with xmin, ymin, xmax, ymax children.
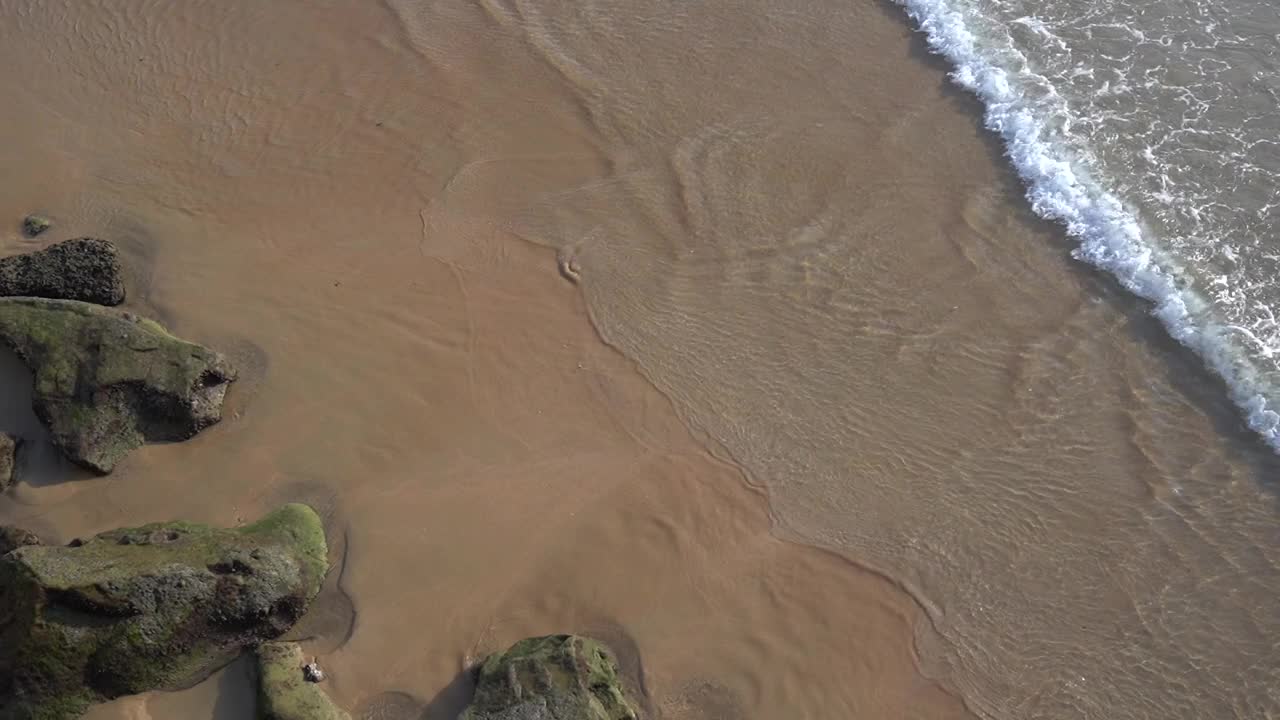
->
<box><xmin>0</xmin><ymin>504</ymin><xmax>328</xmax><ymax>720</ymax></box>
<box><xmin>0</xmin><ymin>433</ymin><xmax>15</xmax><ymax>492</ymax></box>
<box><xmin>256</xmin><ymin>642</ymin><xmax>349</xmax><ymax>720</ymax></box>
<box><xmin>461</xmin><ymin>635</ymin><xmax>638</xmax><ymax>720</ymax></box>
<box><xmin>0</xmin><ymin>238</ymin><xmax>125</xmax><ymax>306</ymax></box>
<box><xmin>0</xmin><ymin>526</ymin><xmax>40</xmax><ymax>556</ymax></box>
<box><xmin>301</xmin><ymin>661</ymin><xmax>325</xmax><ymax>684</ymax></box>
<box><xmin>20</xmin><ymin>217</ymin><xmax>50</xmax><ymax>239</ymax></box>
<box><xmin>0</xmin><ymin>298</ymin><xmax>236</xmax><ymax>473</ymax></box>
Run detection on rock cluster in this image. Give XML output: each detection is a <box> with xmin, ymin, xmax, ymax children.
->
<box><xmin>0</xmin><ymin>229</ymin><xmax>643</xmax><ymax>720</ymax></box>
<box><xmin>0</xmin><ymin>505</ymin><xmax>327</xmax><ymax>720</ymax></box>
<box><xmin>0</xmin><ymin>238</ymin><xmax>234</xmax><ymax>477</ymax></box>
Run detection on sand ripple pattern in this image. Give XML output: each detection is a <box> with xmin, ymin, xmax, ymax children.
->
<box><xmin>1</xmin><ymin>0</ymin><xmax>1277</xmax><ymax>718</ymax></box>
<box><xmin>384</xmin><ymin>0</ymin><xmax>1280</xmax><ymax>717</ymax></box>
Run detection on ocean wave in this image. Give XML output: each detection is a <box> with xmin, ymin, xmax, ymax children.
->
<box><xmin>891</xmin><ymin>0</ymin><xmax>1280</xmax><ymax>450</ymax></box>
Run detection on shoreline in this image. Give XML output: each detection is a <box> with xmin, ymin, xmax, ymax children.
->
<box><xmin>892</xmin><ymin>0</ymin><xmax>1280</xmax><ymax>452</ymax></box>
<box><xmin>3</xmin><ymin>0</ymin><xmax>1276</xmax><ymax>717</ymax></box>
<box><xmin>2</xmin><ymin>227</ymin><xmax>974</xmax><ymax>719</ymax></box>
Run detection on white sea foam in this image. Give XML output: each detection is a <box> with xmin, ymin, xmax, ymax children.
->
<box><xmin>892</xmin><ymin>0</ymin><xmax>1280</xmax><ymax>448</ymax></box>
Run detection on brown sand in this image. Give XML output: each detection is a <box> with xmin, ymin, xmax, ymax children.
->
<box><xmin>437</xmin><ymin>1</ymin><xmax>1280</xmax><ymax>718</ymax></box>
<box><xmin>7</xmin><ymin>0</ymin><xmax>1277</xmax><ymax>718</ymax></box>
<box><xmin>0</xmin><ymin>1</ymin><xmax>972</xmax><ymax>718</ymax></box>
<box><xmin>3</xmin><ymin>217</ymin><xmax>969</xmax><ymax>720</ymax></box>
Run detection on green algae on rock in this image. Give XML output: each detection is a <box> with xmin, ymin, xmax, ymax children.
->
<box><xmin>0</xmin><ymin>433</ymin><xmax>15</xmax><ymax>492</ymax></box>
<box><xmin>256</xmin><ymin>642</ymin><xmax>350</xmax><ymax>720</ymax></box>
<box><xmin>0</xmin><ymin>526</ymin><xmax>40</xmax><ymax>556</ymax></box>
<box><xmin>0</xmin><ymin>239</ymin><xmax>125</xmax><ymax>306</ymax></box>
<box><xmin>461</xmin><ymin>635</ymin><xmax>638</xmax><ymax>720</ymax></box>
<box><xmin>0</xmin><ymin>297</ymin><xmax>236</xmax><ymax>473</ymax></box>
<box><xmin>20</xmin><ymin>217</ymin><xmax>50</xmax><ymax>239</ymax></box>
<box><xmin>0</xmin><ymin>504</ymin><xmax>328</xmax><ymax>720</ymax></box>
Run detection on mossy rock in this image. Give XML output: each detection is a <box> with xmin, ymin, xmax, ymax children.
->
<box><xmin>0</xmin><ymin>298</ymin><xmax>236</xmax><ymax>473</ymax></box>
<box><xmin>256</xmin><ymin>642</ymin><xmax>349</xmax><ymax>720</ymax></box>
<box><xmin>0</xmin><ymin>239</ymin><xmax>124</xmax><ymax>306</ymax></box>
<box><xmin>461</xmin><ymin>635</ymin><xmax>638</xmax><ymax>720</ymax></box>
<box><xmin>0</xmin><ymin>526</ymin><xmax>40</xmax><ymax>556</ymax></box>
<box><xmin>20</xmin><ymin>217</ymin><xmax>50</xmax><ymax>239</ymax></box>
<box><xmin>0</xmin><ymin>433</ymin><xmax>15</xmax><ymax>492</ymax></box>
<box><xmin>0</xmin><ymin>504</ymin><xmax>328</xmax><ymax>720</ymax></box>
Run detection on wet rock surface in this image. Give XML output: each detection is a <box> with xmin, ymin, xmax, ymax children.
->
<box><xmin>256</xmin><ymin>642</ymin><xmax>350</xmax><ymax>720</ymax></box>
<box><xmin>0</xmin><ymin>298</ymin><xmax>236</xmax><ymax>473</ymax></box>
<box><xmin>0</xmin><ymin>239</ymin><xmax>124</xmax><ymax>306</ymax></box>
<box><xmin>20</xmin><ymin>217</ymin><xmax>50</xmax><ymax>239</ymax></box>
<box><xmin>461</xmin><ymin>635</ymin><xmax>638</xmax><ymax>720</ymax></box>
<box><xmin>0</xmin><ymin>526</ymin><xmax>40</xmax><ymax>556</ymax></box>
<box><xmin>0</xmin><ymin>504</ymin><xmax>328</xmax><ymax>720</ymax></box>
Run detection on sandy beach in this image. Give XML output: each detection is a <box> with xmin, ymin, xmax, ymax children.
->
<box><xmin>15</xmin><ymin>232</ymin><xmax>962</xmax><ymax>720</ymax></box>
<box><xmin>1</xmin><ymin>0</ymin><xmax>1277</xmax><ymax>718</ymax></box>
<box><xmin>0</xmin><ymin>1</ymin><xmax>971</xmax><ymax>718</ymax></box>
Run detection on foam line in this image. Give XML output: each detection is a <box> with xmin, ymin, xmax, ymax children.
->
<box><xmin>893</xmin><ymin>0</ymin><xmax>1280</xmax><ymax>449</ymax></box>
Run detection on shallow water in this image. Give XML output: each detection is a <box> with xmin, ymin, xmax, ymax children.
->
<box><xmin>897</xmin><ymin>0</ymin><xmax>1280</xmax><ymax>447</ymax></box>
<box><xmin>0</xmin><ymin>2</ymin><xmax>972</xmax><ymax>719</ymax></box>
<box><xmin>418</xmin><ymin>0</ymin><xmax>1280</xmax><ymax>716</ymax></box>
<box><xmin>1</xmin><ymin>0</ymin><xmax>1278</xmax><ymax>718</ymax></box>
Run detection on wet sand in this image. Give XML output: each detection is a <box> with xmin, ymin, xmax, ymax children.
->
<box><xmin>2</xmin><ymin>220</ymin><xmax>970</xmax><ymax>720</ymax></box>
<box><xmin>0</xmin><ymin>1</ymin><xmax>973</xmax><ymax>717</ymax></box>
<box><xmin>470</xmin><ymin>1</ymin><xmax>1280</xmax><ymax>717</ymax></box>
<box><xmin>3</xmin><ymin>0</ymin><xmax>1278</xmax><ymax>718</ymax></box>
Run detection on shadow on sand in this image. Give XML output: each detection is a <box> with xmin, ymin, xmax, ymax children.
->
<box><xmin>208</xmin><ymin>655</ymin><xmax>258</xmax><ymax>720</ymax></box>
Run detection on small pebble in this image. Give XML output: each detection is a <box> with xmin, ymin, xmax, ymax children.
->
<box><xmin>303</xmin><ymin>660</ymin><xmax>325</xmax><ymax>683</ymax></box>
<box><xmin>22</xmin><ymin>215</ymin><xmax>51</xmax><ymax>238</ymax></box>
<box><xmin>557</xmin><ymin>254</ymin><xmax>582</xmax><ymax>284</ymax></box>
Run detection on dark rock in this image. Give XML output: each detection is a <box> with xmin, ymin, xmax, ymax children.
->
<box><xmin>0</xmin><ymin>504</ymin><xmax>329</xmax><ymax>720</ymax></box>
<box><xmin>0</xmin><ymin>526</ymin><xmax>40</xmax><ymax>556</ymax></box>
<box><xmin>0</xmin><ymin>298</ymin><xmax>236</xmax><ymax>473</ymax></box>
<box><xmin>0</xmin><ymin>238</ymin><xmax>125</xmax><ymax>306</ymax></box>
<box><xmin>0</xmin><ymin>433</ymin><xmax>15</xmax><ymax>492</ymax></box>
<box><xmin>461</xmin><ymin>635</ymin><xmax>638</xmax><ymax>720</ymax></box>
<box><xmin>256</xmin><ymin>642</ymin><xmax>349</xmax><ymax>720</ymax></box>
<box><xmin>20</xmin><ymin>217</ymin><xmax>50</xmax><ymax>239</ymax></box>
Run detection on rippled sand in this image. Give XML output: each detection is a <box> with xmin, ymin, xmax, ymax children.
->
<box><xmin>0</xmin><ymin>1</ymin><xmax>970</xmax><ymax>718</ymax></box>
<box><xmin>2</xmin><ymin>1</ymin><xmax>1278</xmax><ymax>719</ymax></box>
